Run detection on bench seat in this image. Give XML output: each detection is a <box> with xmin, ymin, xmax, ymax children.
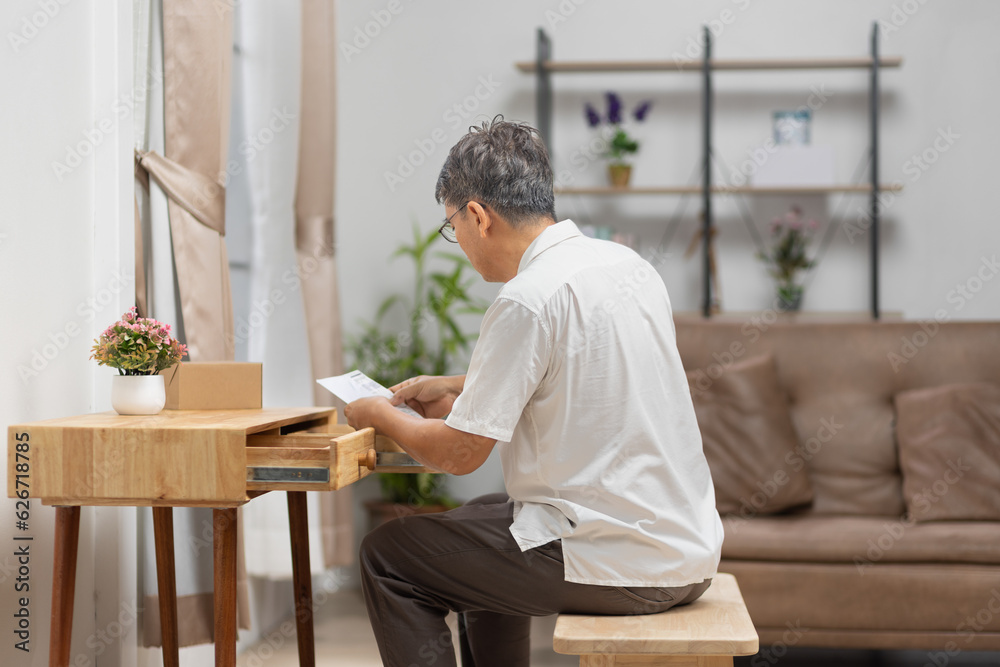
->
<box><xmin>553</xmin><ymin>573</ymin><xmax>758</xmax><ymax>666</ymax></box>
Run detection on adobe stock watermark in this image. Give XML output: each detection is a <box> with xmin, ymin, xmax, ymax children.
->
<box><xmin>725</xmin><ymin>417</ymin><xmax>843</xmax><ymax>534</ymax></box>
<box><xmin>543</xmin><ymin>0</ymin><xmax>591</xmax><ymax>32</ymax></box>
<box><xmin>750</xmin><ymin>620</ymin><xmax>808</xmax><ymax>667</ymax></box>
<box><xmin>240</xmin><ymin>570</ymin><xmax>351</xmax><ymax>667</ymax></box>
<box><xmin>171</xmin><ymin>105</ymin><xmax>297</xmax><ymax>229</ymax></box>
<box><xmin>878</xmin><ymin>0</ymin><xmax>932</xmax><ymax>39</ymax></box>
<box><xmin>51</xmin><ymin>66</ymin><xmax>164</xmax><ymax>182</ymax></box>
<box><xmin>671</xmin><ymin>0</ymin><xmax>754</xmax><ymax>69</ymax></box>
<box><xmin>51</xmin><ymin>65</ymin><xmax>163</xmax><ymax>183</ymax></box>
<box><xmin>7</xmin><ymin>0</ymin><xmax>72</xmax><ymax>53</ymax></box>
<box><xmin>854</xmin><ymin>458</ymin><xmax>970</xmax><ymax>574</ymax></box>
<box><xmin>339</xmin><ymin>0</ymin><xmax>413</xmax><ymax>63</ymax></box>
<box><xmin>383</xmin><ymin>75</ymin><xmax>503</xmax><ymax>192</ymax></box>
<box><xmin>886</xmin><ymin>254</ymin><xmax>998</xmax><ymax>372</ymax></box>
<box><xmin>552</xmin><ymin>125</ymin><xmax>618</xmax><ymax>190</ymax></box>
<box><xmin>922</xmin><ymin>588</ymin><xmax>1000</xmax><ymax>666</ymax></box>
<box><xmin>686</xmin><ymin>297</ymin><xmax>802</xmax><ymax>398</ymax></box>
<box><xmin>17</xmin><ymin>269</ymin><xmax>134</xmax><ymax>383</ymax></box>
<box><xmin>72</xmin><ymin>599</ymin><xmax>141</xmax><ymax>665</ymax></box>
<box><xmin>844</xmin><ymin>126</ymin><xmax>959</xmax><ymax>244</ymax></box>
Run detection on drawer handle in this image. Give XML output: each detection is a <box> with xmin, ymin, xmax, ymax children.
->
<box><xmin>359</xmin><ymin>449</ymin><xmax>377</xmax><ymax>471</ymax></box>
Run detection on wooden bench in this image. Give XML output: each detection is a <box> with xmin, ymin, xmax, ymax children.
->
<box><xmin>553</xmin><ymin>573</ymin><xmax>758</xmax><ymax>666</ymax></box>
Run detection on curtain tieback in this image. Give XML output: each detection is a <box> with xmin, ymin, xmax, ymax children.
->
<box><xmin>135</xmin><ymin>149</ymin><xmax>226</xmax><ymax>236</ymax></box>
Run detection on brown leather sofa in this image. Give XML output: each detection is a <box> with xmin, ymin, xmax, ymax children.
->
<box><xmin>675</xmin><ymin>319</ymin><xmax>1000</xmax><ymax>651</ymax></box>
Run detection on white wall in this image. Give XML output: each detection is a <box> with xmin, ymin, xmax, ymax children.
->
<box><xmin>335</xmin><ymin>0</ymin><xmax>1000</xmax><ymax>329</ymax></box>
<box><xmin>1</xmin><ymin>1</ymin><xmax>136</xmax><ymax>666</ymax></box>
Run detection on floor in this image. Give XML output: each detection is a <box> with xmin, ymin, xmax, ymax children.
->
<box><xmin>237</xmin><ymin>589</ymin><xmax>1000</xmax><ymax>667</ymax></box>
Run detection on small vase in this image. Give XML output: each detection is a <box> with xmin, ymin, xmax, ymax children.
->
<box><xmin>111</xmin><ymin>375</ymin><xmax>166</xmax><ymax>415</ymax></box>
<box><xmin>608</xmin><ymin>164</ymin><xmax>632</xmax><ymax>188</ymax></box>
<box><xmin>777</xmin><ymin>284</ymin><xmax>804</xmax><ymax>312</ymax></box>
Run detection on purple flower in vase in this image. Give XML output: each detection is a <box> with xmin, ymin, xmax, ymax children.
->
<box><xmin>584</xmin><ymin>102</ymin><xmax>602</xmax><ymax>128</ymax></box>
<box><xmin>606</xmin><ymin>91</ymin><xmax>623</xmax><ymax>124</ymax></box>
<box><xmin>633</xmin><ymin>100</ymin><xmax>652</xmax><ymax>122</ymax></box>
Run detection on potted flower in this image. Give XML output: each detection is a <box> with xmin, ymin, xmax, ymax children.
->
<box><xmin>90</xmin><ymin>307</ymin><xmax>187</xmax><ymax>415</ymax></box>
<box><xmin>756</xmin><ymin>206</ymin><xmax>819</xmax><ymax>311</ymax></box>
<box><xmin>585</xmin><ymin>92</ymin><xmax>652</xmax><ymax>187</ymax></box>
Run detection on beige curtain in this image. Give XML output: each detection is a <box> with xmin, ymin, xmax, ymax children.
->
<box><xmin>296</xmin><ymin>0</ymin><xmax>353</xmax><ymax>568</ymax></box>
<box><xmin>160</xmin><ymin>0</ymin><xmax>235</xmax><ymax>360</ymax></box>
<box><xmin>133</xmin><ymin>0</ymin><xmax>250</xmax><ymax>647</ymax></box>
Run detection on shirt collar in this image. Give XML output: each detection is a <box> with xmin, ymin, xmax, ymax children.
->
<box><xmin>517</xmin><ymin>219</ymin><xmax>582</xmax><ymax>275</ymax></box>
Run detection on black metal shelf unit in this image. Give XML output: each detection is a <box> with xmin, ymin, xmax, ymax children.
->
<box><xmin>521</xmin><ymin>23</ymin><xmax>900</xmax><ymax>319</ymax></box>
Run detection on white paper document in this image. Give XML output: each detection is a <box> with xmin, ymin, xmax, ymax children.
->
<box><xmin>317</xmin><ymin>370</ymin><xmax>423</xmax><ymax>418</ymax></box>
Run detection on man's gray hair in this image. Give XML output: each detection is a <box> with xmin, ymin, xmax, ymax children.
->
<box><xmin>435</xmin><ymin>116</ymin><xmax>556</xmax><ymax>227</ymax></box>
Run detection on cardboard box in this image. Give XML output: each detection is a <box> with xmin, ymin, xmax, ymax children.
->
<box><xmin>161</xmin><ymin>362</ymin><xmax>262</xmax><ymax>410</ymax></box>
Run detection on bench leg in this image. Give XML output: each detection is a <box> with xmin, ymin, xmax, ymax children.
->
<box><xmin>580</xmin><ymin>656</ymin><xmax>733</xmax><ymax>666</ymax></box>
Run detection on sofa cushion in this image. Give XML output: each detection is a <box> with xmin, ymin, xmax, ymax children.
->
<box><xmin>722</xmin><ymin>560</ymin><xmax>1000</xmax><ymax>640</ymax></box>
<box><xmin>895</xmin><ymin>382</ymin><xmax>1000</xmax><ymax>522</ymax></box>
<box><xmin>721</xmin><ymin>514</ymin><xmax>1000</xmax><ymax>566</ymax></box>
<box><xmin>687</xmin><ymin>354</ymin><xmax>813</xmax><ymax>516</ymax></box>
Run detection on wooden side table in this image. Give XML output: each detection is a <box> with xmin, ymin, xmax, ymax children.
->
<box><xmin>7</xmin><ymin>408</ymin><xmax>409</xmax><ymax>667</ymax></box>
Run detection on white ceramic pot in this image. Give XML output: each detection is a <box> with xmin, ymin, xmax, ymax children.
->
<box><xmin>111</xmin><ymin>375</ymin><xmax>166</xmax><ymax>415</ymax></box>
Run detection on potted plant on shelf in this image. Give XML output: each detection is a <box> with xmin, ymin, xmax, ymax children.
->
<box><xmin>348</xmin><ymin>224</ymin><xmax>489</xmax><ymax>528</ymax></box>
<box><xmin>756</xmin><ymin>206</ymin><xmax>819</xmax><ymax>311</ymax></box>
<box><xmin>585</xmin><ymin>92</ymin><xmax>652</xmax><ymax>188</ymax></box>
<box><xmin>90</xmin><ymin>307</ymin><xmax>187</xmax><ymax>415</ymax></box>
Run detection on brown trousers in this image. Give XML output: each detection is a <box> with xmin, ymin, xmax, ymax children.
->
<box><xmin>360</xmin><ymin>493</ymin><xmax>711</xmax><ymax>667</ymax></box>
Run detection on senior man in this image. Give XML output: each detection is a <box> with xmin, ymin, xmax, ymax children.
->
<box><xmin>344</xmin><ymin>117</ymin><xmax>722</xmax><ymax>667</ymax></box>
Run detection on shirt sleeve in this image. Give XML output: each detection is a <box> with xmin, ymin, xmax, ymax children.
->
<box><xmin>446</xmin><ymin>297</ymin><xmax>552</xmax><ymax>442</ymax></box>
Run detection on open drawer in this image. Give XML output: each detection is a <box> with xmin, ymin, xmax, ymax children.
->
<box><xmin>245</xmin><ymin>424</ymin><xmax>433</xmax><ymax>492</ymax></box>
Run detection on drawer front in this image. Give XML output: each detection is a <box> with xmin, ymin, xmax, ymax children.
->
<box><xmin>245</xmin><ymin>427</ymin><xmax>376</xmax><ymax>492</ymax></box>
<box><xmin>245</xmin><ymin>427</ymin><xmax>435</xmax><ymax>493</ymax></box>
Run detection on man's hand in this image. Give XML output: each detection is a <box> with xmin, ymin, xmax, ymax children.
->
<box><xmin>389</xmin><ymin>375</ymin><xmax>465</xmax><ymax>419</ymax></box>
<box><xmin>346</xmin><ymin>379</ymin><xmax>495</xmax><ymax>475</ymax></box>
<box><xmin>344</xmin><ymin>396</ymin><xmax>392</xmax><ymax>431</ymax></box>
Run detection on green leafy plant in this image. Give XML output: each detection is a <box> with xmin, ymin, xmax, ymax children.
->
<box><xmin>90</xmin><ymin>307</ymin><xmax>187</xmax><ymax>375</ymax></box>
<box><xmin>348</xmin><ymin>224</ymin><xmax>489</xmax><ymax>507</ymax></box>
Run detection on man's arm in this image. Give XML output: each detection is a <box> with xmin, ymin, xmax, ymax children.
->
<box><xmin>344</xmin><ymin>396</ymin><xmax>495</xmax><ymax>476</ymax></box>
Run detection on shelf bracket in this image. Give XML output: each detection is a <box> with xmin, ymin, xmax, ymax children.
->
<box><xmin>536</xmin><ymin>28</ymin><xmax>553</xmax><ymax>156</ymax></box>
<box><xmin>702</xmin><ymin>25</ymin><xmax>714</xmax><ymax>318</ymax></box>
<box><xmin>869</xmin><ymin>21</ymin><xmax>881</xmax><ymax>320</ymax></box>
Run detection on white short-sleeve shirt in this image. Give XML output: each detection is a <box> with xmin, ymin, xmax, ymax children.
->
<box><xmin>446</xmin><ymin>220</ymin><xmax>723</xmax><ymax>587</ymax></box>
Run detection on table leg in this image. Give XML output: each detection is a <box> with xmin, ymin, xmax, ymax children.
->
<box><xmin>152</xmin><ymin>508</ymin><xmax>179</xmax><ymax>667</ymax></box>
<box><xmin>49</xmin><ymin>506</ymin><xmax>81</xmax><ymax>667</ymax></box>
<box><xmin>287</xmin><ymin>492</ymin><xmax>315</xmax><ymax>667</ymax></box>
<box><xmin>213</xmin><ymin>508</ymin><xmax>238</xmax><ymax>667</ymax></box>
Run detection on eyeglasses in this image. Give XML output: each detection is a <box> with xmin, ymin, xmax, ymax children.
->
<box><xmin>438</xmin><ymin>201</ymin><xmax>470</xmax><ymax>243</ymax></box>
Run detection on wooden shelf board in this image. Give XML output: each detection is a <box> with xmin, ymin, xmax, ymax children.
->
<box><xmin>555</xmin><ymin>183</ymin><xmax>903</xmax><ymax>196</ymax></box>
<box><xmin>516</xmin><ymin>56</ymin><xmax>902</xmax><ymax>74</ymax></box>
